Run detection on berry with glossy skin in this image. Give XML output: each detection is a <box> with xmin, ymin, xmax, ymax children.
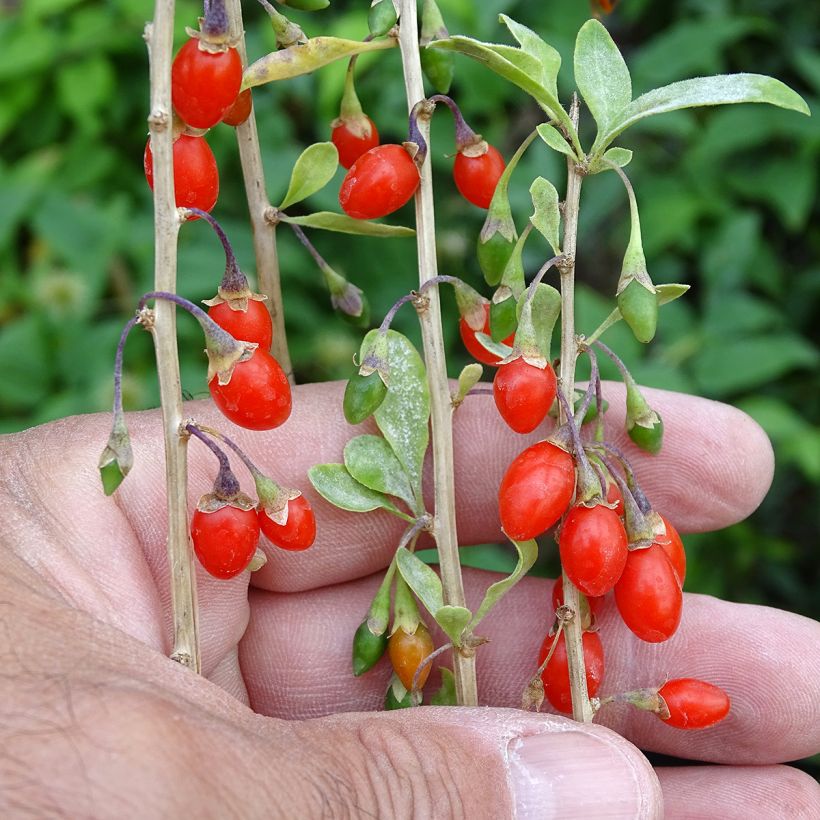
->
<box><xmin>499</xmin><ymin>441</ymin><xmax>575</xmax><ymax>540</ymax></box>
<box><xmin>559</xmin><ymin>503</ymin><xmax>629</xmax><ymax>597</ymax></box>
<box><xmin>258</xmin><ymin>494</ymin><xmax>316</xmax><ymax>551</ymax></box>
<box><xmin>343</xmin><ymin>371</ymin><xmax>387</xmax><ymax>425</ymax></box>
<box><xmin>658</xmin><ymin>678</ymin><xmax>730</xmax><ymax>729</ymax></box>
<box><xmin>339</xmin><ymin>144</ymin><xmax>420</xmax><ymax>219</ymax></box>
<box><xmin>538</xmin><ymin>630</ymin><xmax>604</xmax><ymax>714</ymax></box>
<box><xmin>551</xmin><ymin>576</ymin><xmax>604</xmax><ymax>618</ymax></box>
<box><xmin>172</xmin><ymin>38</ymin><xmax>243</xmax><ymax>129</ymax></box>
<box><xmin>191</xmin><ymin>505</ymin><xmax>259</xmax><ymax>579</ymax></box>
<box><xmin>222</xmin><ymin>88</ymin><xmax>252</xmax><ymax>127</ymax></box>
<box><xmin>614</xmin><ymin>544</ymin><xmax>683</xmax><ymax>642</ymax></box>
<box><xmin>658</xmin><ymin>514</ymin><xmax>686</xmax><ymax>586</ymax></box>
<box><xmin>208</xmin><ymin>299</ymin><xmax>273</xmax><ymax>350</ymax></box>
<box><xmin>388</xmin><ymin>623</ymin><xmax>434</xmax><ymax>691</ymax></box>
<box><xmin>459</xmin><ymin>302</ymin><xmax>514</xmax><ymax>366</ymax></box>
<box><xmin>453</xmin><ymin>144</ymin><xmax>506</xmax><ymax>209</ymax></box>
<box><xmin>493</xmin><ymin>358</ymin><xmax>557</xmax><ymax>434</ymax></box>
<box><xmin>209</xmin><ymin>349</ymin><xmax>291</xmax><ymax>431</ymax></box>
<box><xmin>144</xmin><ymin>134</ymin><xmax>219</xmax><ymax>214</ymax></box>
<box><xmin>332</xmin><ymin>116</ymin><xmax>380</xmax><ymax>169</ymax></box>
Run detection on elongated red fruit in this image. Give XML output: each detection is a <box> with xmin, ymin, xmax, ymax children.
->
<box><xmin>339</xmin><ymin>144</ymin><xmax>420</xmax><ymax>219</ymax></box>
<box><xmin>538</xmin><ymin>630</ymin><xmax>604</xmax><ymax>713</ymax></box>
<box><xmin>493</xmin><ymin>358</ymin><xmax>557</xmax><ymax>434</ymax></box>
<box><xmin>658</xmin><ymin>678</ymin><xmax>730</xmax><ymax>729</ymax></box>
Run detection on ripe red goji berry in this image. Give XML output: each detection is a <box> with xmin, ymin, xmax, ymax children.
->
<box><xmin>658</xmin><ymin>678</ymin><xmax>730</xmax><ymax>730</ymax></box>
<box><xmin>191</xmin><ymin>504</ymin><xmax>260</xmax><ymax>579</ymax></box>
<box><xmin>208</xmin><ymin>299</ymin><xmax>273</xmax><ymax>351</ymax></box>
<box><xmin>388</xmin><ymin>623</ymin><xmax>434</xmax><ymax>691</ymax></box>
<box><xmin>339</xmin><ymin>144</ymin><xmax>420</xmax><ymax>219</ymax></box>
<box><xmin>658</xmin><ymin>513</ymin><xmax>686</xmax><ymax>586</ymax></box>
<box><xmin>453</xmin><ymin>144</ymin><xmax>505</xmax><ymax>209</ymax></box>
<box><xmin>459</xmin><ymin>302</ymin><xmax>514</xmax><ymax>366</ymax></box>
<box><xmin>258</xmin><ymin>494</ymin><xmax>316</xmax><ymax>551</ymax></box>
<box><xmin>332</xmin><ymin>115</ymin><xmax>380</xmax><ymax>169</ymax></box>
<box><xmin>538</xmin><ymin>629</ymin><xmax>604</xmax><ymax>714</ymax></box>
<box><xmin>559</xmin><ymin>503</ymin><xmax>629</xmax><ymax>597</ymax></box>
<box><xmin>172</xmin><ymin>38</ymin><xmax>243</xmax><ymax>129</ymax></box>
<box><xmin>499</xmin><ymin>441</ymin><xmax>575</xmax><ymax>540</ymax></box>
<box><xmin>614</xmin><ymin>543</ymin><xmax>683</xmax><ymax>642</ymax></box>
<box><xmin>221</xmin><ymin>88</ymin><xmax>252</xmax><ymax>127</ymax></box>
<box><xmin>493</xmin><ymin>357</ymin><xmax>557</xmax><ymax>434</ymax></box>
<box><xmin>208</xmin><ymin>349</ymin><xmax>291</xmax><ymax>431</ymax></box>
<box><xmin>144</xmin><ymin>134</ymin><xmax>219</xmax><ymax>214</ymax></box>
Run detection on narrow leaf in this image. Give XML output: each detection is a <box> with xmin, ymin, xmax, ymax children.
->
<box><xmin>470</xmin><ymin>538</ymin><xmax>538</xmax><ymax>627</ymax></box>
<box><xmin>344</xmin><ymin>435</ymin><xmax>416</xmax><ymax>510</ymax></box>
<box><xmin>536</xmin><ymin>123</ymin><xmax>575</xmax><ymax>158</ymax></box>
<box><xmin>308</xmin><ymin>463</ymin><xmax>407</xmax><ymax>517</ymax></box>
<box><xmin>499</xmin><ymin>14</ymin><xmax>562</xmax><ymax>101</ymax></box>
<box><xmin>244</xmin><ymin>36</ymin><xmax>395</xmax><ymax>88</ymax></box>
<box><xmin>595</xmin><ymin>73</ymin><xmax>810</xmax><ymax>153</ymax></box>
<box><xmin>574</xmin><ymin>19</ymin><xmax>632</xmax><ymax>137</ymax></box>
<box><xmin>373</xmin><ymin>331</ymin><xmax>431</xmax><ymax>501</ymax></box>
<box><xmin>278</xmin><ymin>142</ymin><xmax>338</xmax><ymax>210</ymax></box>
<box><xmin>529</xmin><ymin>177</ymin><xmax>561</xmax><ymax>254</ymax></box>
<box><xmin>434</xmin><ymin>605</ymin><xmax>472</xmax><ymax>647</ymax></box>
<box><xmin>396</xmin><ymin>547</ymin><xmax>444</xmax><ymax>618</ymax></box>
<box><xmin>281</xmin><ymin>211</ymin><xmax>415</xmax><ymax>237</ymax></box>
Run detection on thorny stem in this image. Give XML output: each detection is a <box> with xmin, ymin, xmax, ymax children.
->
<box><xmin>225</xmin><ymin>0</ymin><xmax>293</xmax><ymax>380</ymax></box>
<box><xmin>397</xmin><ymin>0</ymin><xmax>477</xmax><ymax>707</ymax></box>
<box><xmin>145</xmin><ymin>0</ymin><xmax>200</xmax><ymax>672</ymax></box>
<box><xmin>558</xmin><ymin>95</ymin><xmax>593</xmax><ymax>723</ymax></box>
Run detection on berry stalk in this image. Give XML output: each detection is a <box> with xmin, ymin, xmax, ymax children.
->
<box><xmin>396</xmin><ymin>0</ymin><xmax>477</xmax><ymax>707</ymax></box>
<box><xmin>145</xmin><ymin>0</ymin><xmax>200</xmax><ymax>672</ymax></box>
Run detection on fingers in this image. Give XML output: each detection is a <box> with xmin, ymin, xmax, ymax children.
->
<box><xmin>657</xmin><ymin>765</ymin><xmax>820</xmax><ymax>819</ymax></box>
<box><xmin>240</xmin><ymin>569</ymin><xmax>820</xmax><ymax>766</ymax></box>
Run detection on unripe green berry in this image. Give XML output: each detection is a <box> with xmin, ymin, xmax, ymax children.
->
<box><xmin>629</xmin><ymin>415</ymin><xmax>664</xmax><ymax>453</ymax></box>
<box><xmin>352</xmin><ymin>619</ymin><xmax>388</xmax><ymax>676</ymax></box>
<box><xmin>490</xmin><ymin>295</ymin><xmax>518</xmax><ymax>342</ymax></box>
<box><xmin>618</xmin><ymin>280</ymin><xmax>658</xmax><ymax>344</ymax></box>
<box><xmin>343</xmin><ymin>371</ymin><xmax>387</xmax><ymax>425</ymax></box>
<box><xmin>477</xmin><ymin>231</ymin><xmax>516</xmax><ymax>286</ymax></box>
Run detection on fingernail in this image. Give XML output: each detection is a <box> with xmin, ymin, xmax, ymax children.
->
<box><xmin>508</xmin><ymin>728</ymin><xmax>659</xmax><ymax>819</ymax></box>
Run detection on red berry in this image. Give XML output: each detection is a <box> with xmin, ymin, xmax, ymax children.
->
<box><xmin>222</xmin><ymin>88</ymin><xmax>252</xmax><ymax>127</ymax></box>
<box><xmin>191</xmin><ymin>505</ymin><xmax>260</xmax><ymax>579</ymax></box>
<box><xmin>459</xmin><ymin>302</ymin><xmax>514</xmax><ymax>366</ymax></box>
<box><xmin>258</xmin><ymin>494</ymin><xmax>316</xmax><ymax>552</ymax></box>
<box><xmin>658</xmin><ymin>678</ymin><xmax>730</xmax><ymax>730</ymax></box>
<box><xmin>172</xmin><ymin>38</ymin><xmax>243</xmax><ymax>129</ymax></box>
<box><xmin>209</xmin><ymin>349</ymin><xmax>291</xmax><ymax>431</ymax></box>
<box><xmin>538</xmin><ymin>629</ymin><xmax>604</xmax><ymax>714</ymax></box>
<box><xmin>658</xmin><ymin>514</ymin><xmax>686</xmax><ymax>586</ymax></box>
<box><xmin>388</xmin><ymin>623</ymin><xmax>435</xmax><ymax>691</ymax></box>
<box><xmin>208</xmin><ymin>299</ymin><xmax>273</xmax><ymax>351</ymax></box>
<box><xmin>551</xmin><ymin>576</ymin><xmax>604</xmax><ymax>618</ymax></box>
<box><xmin>499</xmin><ymin>441</ymin><xmax>575</xmax><ymax>541</ymax></box>
<box><xmin>453</xmin><ymin>144</ymin><xmax>506</xmax><ymax>209</ymax></box>
<box><xmin>339</xmin><ymin>144</ymin><xmax>420</xmax><ymax>219</ymax></box>
<box><xmin>332</xmin><ymin>116</ymin><xmax>380</xmax><ymax>169</ymax></box>
<box><xmin>614</xmin><ymin>544</ymin><xmax>683</xmax><ymax>643</ymax></box>
<box><xmin>493</xmin><ymin>358</ymin><xmax>557</xmax><ymax>434</ymax></box>
<box><xmin>144</xmin><ymin>134</ymin><xmax>219</xmax><ymax>214</ymax></box>
<box><xmin>559</xmin><ymin>503</ymin><xmax>629</xmax><ymax>597</ymax></box>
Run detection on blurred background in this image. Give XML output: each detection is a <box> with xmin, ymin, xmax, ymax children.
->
<box><xmin>1</xmin><ymin>0</ymin><xmax>817</xmax><ymax>772</ymax></box>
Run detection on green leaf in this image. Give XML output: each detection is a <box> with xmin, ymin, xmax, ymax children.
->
<box><xmin>455</xmin><ymin>363</ymin><xmax>483</xmax><ymax>405</ymax></box>
<box><xmin>280</xmin><ymin>212</ymin><xmax>415</xmax><ymax>237</ymax></box>
<box><xmin>594</xmin><ymin>73</ymin><xmax>810</xmax><ymax>154</ymax></box>
<box><xmin>589</xmin><ymin>146</ymin><xmax>633</xmax><ymax>174</ymax></box>
<box><xmin>244</xmin><ymin>36</ymin><xmax>396</xmax><ymax>88</ymax></box>
<box><xmin>373</xmin><ymin>331</ymin><xmax>431</xmax><ymax>501</ymax></box>
<box><xmin>475</xmin><ymin>332</ymin><xmax>513</xmax><ymax>361</ymax></box>
<box><xmin>529</xmin><ymin>177</ymin><xmax>561</xmax><ymax>254</ymax></box>
<box><xmin>516</xmin><ymin>283</ymin><xmax>561</xmax><ymax>360</ymax></box>
<box><xmin>434</xmin><ymin>605</ymin><xmax>472</xmax><ymax>647</ymax></box>
<box><xmin>343</xmin><ymin>434</ymin><xmax>417</xmax><ymax>510</ymax></box>
<box><xmin>396</xmin><ymin>547</ymin><xmax>444</xmax><ymax>619</ymax></box>
<box><xmin>470</xmin><ymin>538</ymin><xmax>538</xmax><ymax>628</ymax></box>
<box><xmin>656</xmin><ymin>283</ymin><xmax>690</xmax><ymax>305</ymax></box>
<box><xmin>278</xmin><ymin>142</ymin><xmax>339</xmax><ymax>210</ymax></box>
<box><xmin>535</xmin><ymin>123</ymin><xmax>575</xmax><ymax>158</ymax></box>
<box><xmin>308</xmin><ymin>463</ymin><xmax>409</xmax><ymax>518</ymax></box>
<box><xmin>430</xmin><ymin>667</ymin><xmax>457</xmax><ymax>706</ymax></box>
<box><xmin>498</xmin><ymin>14</ymin><xmax>561</xmax><ymax>101</ymax></box>
<box><xmin>574</xmin><ymin>19</ymin><xmax>632</xmax><ymax>139</ymax></box>
<box><xmin>99</xmin><ymin>460</ymin><xmax>125</xmax><ymax>496</ymax></box>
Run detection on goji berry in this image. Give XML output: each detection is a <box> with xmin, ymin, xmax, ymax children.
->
<box><xmin>538</xmin><ymin>629</ymin><xmax>604</xmax><ymax>714</ymax></box>
<box><xmin>453</xmin><ymin>144</ymin><xmax>505</xmax><ymax>209</ymax></box>
<box><xmin>493</xmin><ymin>357</ymin><xmax>557</xmax><ymax>434</ymax></box>
<box><xmin>339</xmin><ymin>144</ymin><xmax>420</xmax><ymax>219</ymax></box>
<box><xmin>658</xmin><ymin>678</ymin><xmax>730</xmax><ymax>730</ymax></box>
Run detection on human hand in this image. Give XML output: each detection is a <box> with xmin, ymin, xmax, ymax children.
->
<box><xmin>1</xmin><ymin>383</ymin><xmax>818</xmax><ymax>818</ymax></box>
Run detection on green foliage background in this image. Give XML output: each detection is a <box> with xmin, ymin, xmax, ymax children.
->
<box><xmin>1</xmin><ymin>0</ymin><xmax>817</xmax><ymax>770</ymax></box>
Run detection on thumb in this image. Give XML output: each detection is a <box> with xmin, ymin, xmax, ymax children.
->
<box><xmin>290</xmin><ymin>707</ymin><xmax>662</xmax><ymax>818</ymax></box>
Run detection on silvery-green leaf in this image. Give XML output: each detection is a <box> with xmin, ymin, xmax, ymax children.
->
<box><xmin>308</xmin><ymin>463</ymin><xmax>410</xmax><ymax>519</ymax></box>
<box><xmin>498</xmin><ymin>14</ymin><xmax>561</xmax><ymax>101</ymax></box>
<box><xmin>536</xmin><ymin>123</ymin><xmax>575</xmax><ymax>158</ymax></box>
<box><xmin>344</xmin><ymin>434</ymin><xmax>417</xmax><ymax>511</ymax></box>
<box><xmin>281</xmin><ymin>211</ymin><xmax>415</xmax><ymax>237</ymax></box>
<box><xmin>589</xmin><ymin>146</ymin><xmax>633</xmax><ymax>174</ymax></box>
<box><xmin>396</xmin><ymin>547</ymin><xmax>444</xmax><ymax>618</ymax></box>
<box><xmin>529</xmin><ymin>177</ymin><xmax>561</xmax><ymax>254</ymax></box>
<box><xmin>470</xmin><ymin>538</ymin><xmax>538</xmax><ymax>627</ymax></box>
<box><xmin>374</xmin><ymin>331</ymin><xmax>430</xmax><ymax>500</ymax></box>
<box><xmin>516</xmin><ymin>283</ymin><xmax>561</xmax><ymax>360</ymax></box>
<box><xmin>278</xmin><ymin>142</ymin><xmax>338</xmax><ymax>210</ymax></box>
<box><xmin>434</xmin><ymin>605</ymin><xmax>472</xmax><ymax>647</ymax></box>
<box><xmin>574</xmin><ymin>19</ymin><xmax>632</xmax><ymax>139</ymax></box>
